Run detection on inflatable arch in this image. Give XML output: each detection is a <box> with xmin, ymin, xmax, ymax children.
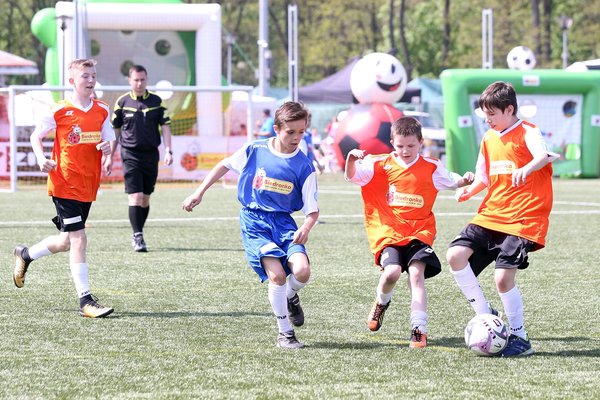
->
<box><xmin>35</xmin><ymin>1</ymin><xmax>222</xmax><ymax>136</ymax></box>
<box><xmin>441</xmin><ymin>69</ymin><xmax>600</xmax><ymax>177</ymax></box>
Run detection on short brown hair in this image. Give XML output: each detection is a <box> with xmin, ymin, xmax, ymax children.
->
<box><xmin>274</xmin><ymin>101</ymin><xmax>308</xmax><ymax>128</ymax></box>
<box><xmin>479</xmin><ymin>81</ymin><xmax>518</xmax><ymax>115</ymax></box>
<box><xmin>391</xmin><ymin>116</ymin><xmax>422</xmax><ymax>141</ymax></box>
<box><xmin>128</xmin><ymin>65</ymin><xmax>148</xmax><ymax>77</ymax></box>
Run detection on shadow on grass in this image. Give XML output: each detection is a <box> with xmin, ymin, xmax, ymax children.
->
<box><xmin>433</xmin><ymin>336</ymin><xmax>600</xmax><ymax>358</ymax></box>
<box><xmin>150</xmin><ymin>247</ymin><xmax>245</xmax><ymax>252</ymax></box>
<box><xmin>308</xmin><ymin>341</ymin><xmax>400</xmax><ymax>350</ymax></box>
<box><xmin>114</xmin><ymin>310</ymin><xmax>271</xmax><ymax>319</ymax></box>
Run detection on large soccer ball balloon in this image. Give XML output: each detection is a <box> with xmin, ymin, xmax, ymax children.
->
<box><xmin>507</xmin><ymin>46</ymin><xmax>536</xmax><ymax>70</ymax></box>
<box><xmin>333</xmin><ymin>103</ymin><xmax>403</xmax><ymax>168</ymax></box>
<box><xmin>350</xmin><ymin>53</ymin><xmax>407</xmax><ymax>104</ymax></box>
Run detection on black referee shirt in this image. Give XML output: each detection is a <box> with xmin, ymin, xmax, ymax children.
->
<box><xmin>112</xmin><ymin>90</ymin><xmax>171</xmax><ymax>151</ymax></box>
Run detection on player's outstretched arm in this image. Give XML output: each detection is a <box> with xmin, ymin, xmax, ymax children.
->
<box><xmin>455</xmin><ymin>179</ymin><xmax>486</xmax><ymax>202</ymax></box>
<box><xmin>344</xmin><ymin>149</ymin><xmax>365</xmax><ymax>180</ymax></box>
<box><xmin>182</xmin><ymin>160</ymin><xmax>230</xmax><ymax>212</ymax></box>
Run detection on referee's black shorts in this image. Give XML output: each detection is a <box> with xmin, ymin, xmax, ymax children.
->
<box><xmin>121</xmin><ymin>147</ymin><xmax>159</xmax><ymax>195</ymax></box>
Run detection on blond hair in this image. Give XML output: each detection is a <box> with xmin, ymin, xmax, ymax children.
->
<box><xmin>68</xmin><ymin>58</ymin><xmax>97</xmax><ymax>77</ymax></box>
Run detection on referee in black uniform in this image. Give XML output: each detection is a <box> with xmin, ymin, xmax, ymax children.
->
<box><xmin>112</xmin><ymin>65</ymin><xmax>173</xmax><ymax>252</ymax></box>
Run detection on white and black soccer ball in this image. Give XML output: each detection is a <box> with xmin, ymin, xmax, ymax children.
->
<box><xmin>464</xmin><ymin>313</ymin><xmax>508</xmax><ymax>356</ymax></box>
<box><xmin>507</xmin><ymin>46</ymin><xmax>537</xmax><ymax>70</ymax></box>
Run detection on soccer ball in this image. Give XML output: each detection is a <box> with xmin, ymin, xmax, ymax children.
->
<box><xmin>506</xmin><ymin>46</ymin><xmax>536</xmax><ymax>70</ymax></box>
<box><xmin>333</xmin><ymin>103</ymin><xmax>403</xmax><ymax>168</ymax></box>
<box><xmin>464</xmin><ymin>314</ymin><xmax>508</xmax><ymax>356</ymax></box>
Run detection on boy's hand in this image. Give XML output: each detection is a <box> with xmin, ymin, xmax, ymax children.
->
<box><xmin>182</xmin><ymin>193</ymin><xmax>203</xmax><ymax>212</ymax></box>
<box><xmin>292</xmin><ymin>227</ymin><xmax>310</xmax><ymax>245</ymax></box>
<box><xmin>455</xmin><ymin>187</ymin><xmax>471</xmax><ymax>202</ymax></box>
<box><xmin>512</xmin><ymin>167</ymin><xmax>530</xmax><ymax>187</ymax></box>
<box><xmin>96</xmin><ymin>141</ymin><xmax>112</xmax><ymax>155</ymax></box>
<box><xmin>347</xmin><ymin>149</ymin><xmax>365</xmax><ymax>160</ymax></box>
<box><xmin>462</xmin><ymin>171</ymin><xmax>475</xmax><ymax>184</ymax></box>
<box><xmin>38</xmin><ymin>158</ymin><xmax>57</xmax><ymax>173</ymax></box>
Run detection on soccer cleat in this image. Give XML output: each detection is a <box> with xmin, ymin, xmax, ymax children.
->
<box><xmin>501</xmin><ymin>334</ymin><xmax>534</xmax><ymax>357</ymax></box>
<box><xmin>409</xmin><ymin>327</ymin><xmax>428</xmax><ymax>349</ymax></box>
<box><xmin>487</xmin><ymin>302</ymin><xmax>503</xmax><ymax>319</ymax></box>
<box><xmin>276</xmin><ymin>330</ymin><xmax>304</xmax><ymax>349</ymax></box>
<box><xmin>79</xmin><ymin>295</ymin><xmax>114</xmax><ymax>318</ymax></box>
<box><xmin>13</xmin><ymin>245</ymin><xmax>32</xmax><ymax>288</ymax></box>
<box><xmin>367</xmin><ymin>301</ymin><xmax>390</xmax><ymax>331</ymax></box>
<box><xmin>131</xmin><ymin>233</ymin><xmax>147</xmax><ymax>252</ymax></box>
<box><xmin>287</xmin><ymin>294</ymin><xmax>304</xmax><ymax>327</ymax></box>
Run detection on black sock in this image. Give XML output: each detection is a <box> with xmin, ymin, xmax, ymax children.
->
<box><xmin>22</xmin><ymin>247</ymin><xmax>32</xmax><ymax>263</ymax></box>
<box><xmin>129</xmin><ymin>206</ymin><xmax>144</xmax><ymax>234</ymax></box>
<box><xmin>141</xmin><ymin>206</ymin><xmax>150</xmax><ymax>228</ymax></box>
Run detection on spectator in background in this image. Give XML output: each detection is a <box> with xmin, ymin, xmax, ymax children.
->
<box><xmin>255</xmin><ymin>109</ymin><xmax>276</xmax><ymax>138</ymax></box>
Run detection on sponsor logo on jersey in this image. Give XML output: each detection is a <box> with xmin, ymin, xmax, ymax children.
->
<box><xmin>490</xmin><ymin>160</ymin><xmax>516</xmax><ymax>175</ymax></box>
<box><xmin>68</xmin><ymin>125</ymin><xmax>102</xmax><ymax>145</ymax></box>
<box><xmin>386</xmin><ymin>187</ymin><xmax>424</xmax><ymax>208</ymax></box>
<box><xmin>252</xmin><ymin>168</ymin><xmax>294</xmax><ymax>194</ymax></box>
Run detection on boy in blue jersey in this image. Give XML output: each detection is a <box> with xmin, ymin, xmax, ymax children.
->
<box><xmin>182</xmin><ymin>101</ymin><xmax>319</xmax><ymax>349</ymax></box>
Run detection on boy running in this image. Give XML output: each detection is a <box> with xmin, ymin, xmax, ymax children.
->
<box><xmin>345</xmin><ymin>116</ymin><xmax>473</xmax><ymax>348</ymax></box>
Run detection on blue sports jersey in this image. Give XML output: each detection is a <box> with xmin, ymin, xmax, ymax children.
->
<box><xmin>224</xmin><ymin>138</ymin><xmax>318</xmax><ymax>215</ymax></box>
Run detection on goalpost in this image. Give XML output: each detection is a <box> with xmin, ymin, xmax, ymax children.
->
<box><xmin>0</xmin><ymin>84</ymin><xmax>255</xmax><ymax>193</ymax></box>
<box><xmin>440</xmin><ymin>69</ymin><xmax>600</xmax><ymax>178</ymax></box>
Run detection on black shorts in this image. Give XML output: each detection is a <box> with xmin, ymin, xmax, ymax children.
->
<box><xmin>51</xmin><ymin>197</ymin><xmax>92</xmax><ymax>232</ymax></box>
<box><xmin>121</xmin><ymin>147</ymin><xmax>159</xmax><ymax>195</ymax></box>
<box><xmin>449</xmin><ymin>224</ymin><xmax>535</xmax><ymax>277</ymax></box>
<box><xmin>379</xmin><ymin>240</ymin><xmax>441</xmax><ymax>279</ymax></box>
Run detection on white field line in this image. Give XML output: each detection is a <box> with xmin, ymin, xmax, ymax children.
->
<box><xmin>2</xmin><ymin>209</ymin><xmax>599</xmax><ymax>226</ymax></box>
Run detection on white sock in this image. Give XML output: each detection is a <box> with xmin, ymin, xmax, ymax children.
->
<box><xmin>500</xmin><ymin>286</ymin><xmax>527</xmax><ymax>339</ymax></box>
<box><xmin>450</xmin><ymin>264</ymin><xmax>489</xmax><ymax>314</ymax></box>
<box><xmin>286</xmin><ymin>274</ymin><xmax>306</xmax><ymax>299</ymax></box>
<box><xmin>410</xmin><ymin>311</ymin><xmax>428</xmax><ymax>333</ymax></box>
<box><xmin>268</xmin><ymin>282</ymin><xmax>293</xmax><ymax>334</ymax></box>
<box><xmin>376</xmin><ymin>289</ymin><xmax>393</xmax><ymax>305</ymax></box>
<box><xmin>69</xmin><ymin>262</ymin><xmax>91</xmax><ymax>298</ymax></box>
<box><xmin>28</xmin><ymin>242</ymin><xmax>53</xmax><ymax>260</ymax></box>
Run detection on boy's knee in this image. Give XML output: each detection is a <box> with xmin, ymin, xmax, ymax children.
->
<box><xmin>383</xmin><ymin>264</ymin><xmax>402</xmax><ymax>283</ymax></box>
<box><xmin>270</xmin><ymin>272</ymin><xmax>287</xmax><ymax>286</ymax></box>
<box><xmin>294</xmin><ymin>267</ymin><xmax>311</xmax><ymax>283</ymax></box>
<box><xmin>446</xmin><ymin>247</ymin><xmax>467</xmax><ymax>270</ymax></box>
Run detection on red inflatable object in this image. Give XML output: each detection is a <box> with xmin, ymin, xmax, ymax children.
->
<box><xmin>333</xmin><ymin>103</ymin><xmax>403</xmax><ymax>168</ymax></box>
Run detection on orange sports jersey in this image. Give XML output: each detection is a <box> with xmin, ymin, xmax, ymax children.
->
<box><xmin>47</xmin><ymin>99</ymin><xmax>109</xmax><ymax>202</ymax></box>
<box><xmin>359</xmin><ymin>154</ymin><xmax>441</xmax><ymax>263</ymax></box>
<box><xmin>471</xmin><ymin>121</ymin><xmax>553</xmax><ymax>249</ymax></box>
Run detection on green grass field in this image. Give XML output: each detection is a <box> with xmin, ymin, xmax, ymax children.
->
<box><xmin>1</xmin><ymin>174</ymin><xmax>599</xmax><ymax>399</ymax></box>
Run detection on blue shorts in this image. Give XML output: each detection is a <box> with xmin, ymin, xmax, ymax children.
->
<box><xmin>239</xmin><ymin>208</ymin><xmax>306</xmax><ymax>282</ymax></box>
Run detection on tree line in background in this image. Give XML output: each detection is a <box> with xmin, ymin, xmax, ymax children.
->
<box><xmin>1</xmin><ymin>0</ymin><xmax>598</xmax><ymax>87</ymax></box>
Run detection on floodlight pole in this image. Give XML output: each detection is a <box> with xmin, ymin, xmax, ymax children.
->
<box><xmin>558</xmin><ymin>15</ymin><xmax>573</xmax><ymax>69</ymax></box>
<box><xmin>288</xmin><ymin>4</ymin><xmax>299</xmax><ymax>101</ymax></box>
<box><xmin>257</xmin><ymin>0</ymin><xmax>270</xmax><ymax>96</ymax></box>
<box><xmin>225</xmin><ymin>34</ymin><xmax>236</xmax><ymax>85</ymax></box>
<box><xmin>481</xmin><ymin>9</ymin><xmax>493</xmax><ymax>69</ymax></box>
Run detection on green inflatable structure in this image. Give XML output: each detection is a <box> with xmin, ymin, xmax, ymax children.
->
<box><xmin>441</xmin><ymin>69</ymin><xmax>600</xmax><ymax>177</ymax></box>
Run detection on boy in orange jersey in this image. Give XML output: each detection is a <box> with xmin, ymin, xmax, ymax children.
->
<box><xmin>447</xmin><ymin>81</ymin><xmax>559</xmax><ymax>357</ymax></box>
<box><xmin>13</xmin><ymin>58</ymin><xmax>116</xmax><ymax>318</ymax></box>
<box><xmin>345</xmin><ymin>116</ymin><xmax>473</xmax><ymax>348</ymax></box>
